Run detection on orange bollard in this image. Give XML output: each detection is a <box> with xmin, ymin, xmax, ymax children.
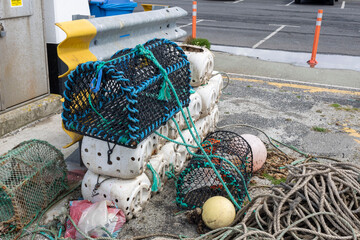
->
<box><xmin>308</xmin><ymin>9</ymin><xmax>323</xmax><ymax>67</ymax></box>
<box><xmin>192</xmin><ymin>1</ymin><xmax>197</xmax><ymax>39</ymax></box>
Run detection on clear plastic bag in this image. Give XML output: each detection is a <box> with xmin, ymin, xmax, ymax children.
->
<box><xmin>65</xmin><ymin>200</ymin><xmax>126</xmax><ymax>239</ymax></box>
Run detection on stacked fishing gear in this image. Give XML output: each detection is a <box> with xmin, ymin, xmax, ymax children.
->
<box><xmin>176</xmin><ymin>131</ymin><xmax>253</xmax><ymax>210</ymax></box>
<box><xmin>61</xmin><ymin>38</ymin><xmax>223</xmax><ymax>220</ymax></box>
<box><xmin>0</xmin><ymin>140</ymin><xmax>68</xmax><ymax>240</ymax></box>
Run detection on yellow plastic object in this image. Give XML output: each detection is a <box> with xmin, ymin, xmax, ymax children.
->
<box><xmin>141</xmin><ymin>4</ymin><xmax>169</xmax><ymax>11</ymax></box>
<box><xmin>62</xmin><ymin>122</ymin><xmax>83</xmax><ymax>148</ymax></box>
<box><xmin>202</xmin><ymin>196</ymin><xmax>236</xmax><ymax>230</ymax></box>
<box><xmin>56</xmin><ymin>19</ymin><xmax>97</xmax><ymax>78</ymax></box>
<box><xmin>60</xmin><ymin>89</ymin><xmax>98</xmax><ymax>148</ymax></box>
<box><xmin>56</xmin><ymin>20</ymin><xmax>97</xmax><ymax>146</ymax></box>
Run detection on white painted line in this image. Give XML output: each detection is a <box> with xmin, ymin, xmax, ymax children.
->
<box><xmin>252</xmin><ymin>25</ymin><xmax>286</xmax><ymax>49</ymax></box>
<box><xmin>226</xmin><ymin>0</ymin><xmax>244</xmax><ymax>3</ymax></box>
<box><xmin>270</xmin><ymin>24</ymin><xmax>300</xmax><ymax>28</ymax></box>
<box><xmin>179</xmin><ymin>19</ymin><xmax>205</xmax><ymax>28</ymax></box>
<box><xmin>285</xmin><ymin>0</ymin><xmax>294</xmax><ymax>6</ymax></box>
<box><xmin>341</xmin><ymin>1</ymin><xmax>345</xmax><ymax>8</ymax></box>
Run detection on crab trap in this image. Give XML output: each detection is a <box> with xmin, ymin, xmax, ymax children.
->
<box><xmin>0</xmin><ymin>140</ymin><xmax>68</xmax><ymax>239</ymax></box>
<box><xmin>176</xmin><ymin>131</ymin><xmax>253</xmax><ymax>209</ymax></box>
<box><xmin>62</xmin><ymin>38</ymin><xmax>191</xmax><ymax>148</ymax></box>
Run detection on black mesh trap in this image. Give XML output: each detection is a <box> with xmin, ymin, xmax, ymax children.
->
<box><xmin>62</xmin><ymin>38</ymin><xmax>191</xmax><ymax>148</ymax></box>
<box><xmin>176</xmin><ymin>131</ymin><xmax>253</xmax><ymax>209</ymax></box>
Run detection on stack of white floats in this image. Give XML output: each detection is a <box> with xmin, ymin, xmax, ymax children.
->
<box><xmin>81</xmin><ymin>46</ymin><xmax>222</xmax><ymax>220</ymax></box>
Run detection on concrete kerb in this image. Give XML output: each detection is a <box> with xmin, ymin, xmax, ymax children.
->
<box><xmin>213</xmin><ymin>51</ymin><xmax>360</xmax><ymax>90</ymax></box>
<box><xmin>0</xmin><ymin>94</ymin><xmax>63</xmax><ymax>137</ymax></box>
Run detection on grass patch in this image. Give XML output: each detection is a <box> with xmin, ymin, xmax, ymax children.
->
<box><xmin>184</xmin><ymin>36</ymin><xmax>211</xmax><ymax>49</ymax></box>
<box><xmin>262</xmin><ymin>173</ymin><xmax>286</xmax><ymax>185</ymax></box>
<box><xmin>312</xmin><ymin>126</ymin><xmax>329</xmax><ymax>132</ymax></box>
<box><xmin>330</xmin><ymin>103</ymin><xmax>359</xmax><ymax>112</ymax></box>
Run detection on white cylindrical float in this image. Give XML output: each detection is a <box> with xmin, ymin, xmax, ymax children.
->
<box><xmin>145</xmin><ymin>154</ymin><xmax>169</xmax><ymax>194</ymax></box>
<box><xmin>196</xmin><ymin>84</ymin><xmax>217</xmax><ymax>118</ymax></box>
<box><xmin>209</xmin><ymin>105</ymin><xmax>219</xmax><ymax>132</ymax></box>
<box><xmin>184</xmin><ymin>91</ymin><xmax>203</xmax><ymax>123</ymax></box>
<box><xmin>181</xmin><ymin>44</ymin><xmax>214</xmax><ymax>87</ymax></box>
<box><xmin>159</xmin><ymin>142</ymin><xmax>177</xmax><ymax>169</ymax></box>
<box><xmin>81</xmin><ymin>170</ymin><xmax>151</xmax><ymax>220</ymax></box>
<box><xmin>208</xmin><ymin>71</ymin><xmax>224</xmax><ymax>102</ymax></box>
<box><xmin>81</xmin><ymin>134</ymin><xmax>157</xmax><ymax>179</ymax></box>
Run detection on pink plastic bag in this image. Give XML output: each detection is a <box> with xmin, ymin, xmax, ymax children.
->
<box><xmin>65</xmin><ymin>200</ymin><xmax>126</xmax><ymax>239</ymax></box>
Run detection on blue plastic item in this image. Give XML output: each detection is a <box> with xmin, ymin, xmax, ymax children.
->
<box><xmin>89</xmin><ymin>0</ymin><xmax>138</xmax><ymax>17</ymax></box>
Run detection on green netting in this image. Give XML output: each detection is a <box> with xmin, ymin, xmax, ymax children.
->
<box><xmin>0</xmin><ymin>140</ymin><xmax>68</xmax><ymax>239</ymax></box>
<box><xmin>176</xmin><ymin>131</ymin><xmax>253</xmax><ymax>209</ymax></box>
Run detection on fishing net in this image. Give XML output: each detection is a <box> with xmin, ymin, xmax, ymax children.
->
<box><xmin>62</xmin><ymin>38</ymin><xmax>191</xmax><ymax>148</ymax></box>
<box><xmin>0</xmin><ymin>140</ymin><xmax>68</xmax><ymax>239</ymax></box>
<box><xmin>176</xmin><ymin>131</ymin><xmax>253</xmax><ymax>209</ymax></box>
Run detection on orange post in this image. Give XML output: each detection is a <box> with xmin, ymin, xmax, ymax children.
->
<box><xmin>308</xmin><ymin>9</ymin><xmax>323</xmax><ymax>67</ymax></box>
<box><xmin>192</xmin><ymin>1</ymin><xmax>197</xmax><ymax>39</ymax></box>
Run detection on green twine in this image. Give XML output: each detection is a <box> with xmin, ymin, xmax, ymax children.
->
<box><xmin>86</xmin><ymin>43</ymin><xmax>174</xmax><ymax>126</ymax></box>
<box><xmin>134</xmin><ymin>44</ymin><xmax>172</xmax><ymax>101</ymax></box>
<box><xmin>147</xmin><ymin>163</ymin><xmax>161</xmax><ymax>192</ymax></box>
<box><xmin>88</xmin><ymin>94</ymin><xmax>109</xmax><ymax>123</ymax></box>
<box><xmin>165</xmin><ymin>164</ymin><xmax>177</xmax><ymax>181</ymax></box>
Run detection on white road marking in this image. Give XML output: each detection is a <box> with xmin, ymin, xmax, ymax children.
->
<box><xmin>285</xmin><ymin>0</ymin><xmax>294</xmax><ymax>6</ymax></box>
<box><xmin>226</xmin><ymin>0</ymin><xmax>244</xmax><ymax>3</ymax></box>
<box><xmin>252</xmin><ymin>25</ymin><xmax>286</xmax><ymax>49</ymax></box>
<box><xmin>269</xmin><ymin>24</ymin><xmax>300</xmax><ymax>28</ymax></box>
<box><xmin>341</xmin><ymin>1</ymin><xmax>345</xmax><ymax>8</ymax></box>
<box><xmin>179</xmin><ymin>19</ymin><xmax>216</xmax><ymax>28</ymax></box>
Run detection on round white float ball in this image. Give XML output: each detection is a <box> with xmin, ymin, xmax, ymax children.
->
<box><xmin>202</xmin><ymin>196</ymin><xmax>236</xmax><ymax>230</ymax></box>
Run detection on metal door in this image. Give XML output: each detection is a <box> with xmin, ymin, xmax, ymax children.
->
<box><xmin>0</xmin><ymin>0</ymin><xmax>49</xmax><ymax>111</ymax></box>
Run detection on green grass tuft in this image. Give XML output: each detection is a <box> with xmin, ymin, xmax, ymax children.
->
<box><xmin>262</xmin><ymin>173</ymin><xmax>287</xmax><ymax>185</ymax></box>
<box><xmin>312</xmin><ymin>126</ymin><xmax>329</xmax><ymax>132</ymax></box>
<box><xmin>185</xmin><ymin>37</ymin><xmax>211</xmax><ymax>49</ymax></box>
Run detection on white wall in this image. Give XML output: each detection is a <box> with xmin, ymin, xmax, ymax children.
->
<box><xmin>43</xmin><ymin>0</ymin><xmax>91</xmax><ymax>44</ymax></box>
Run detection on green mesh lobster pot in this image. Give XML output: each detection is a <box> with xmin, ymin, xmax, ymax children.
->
<box><xmin>62</xmin><ymin>38</ymin><xmax>191</xmax><ymax>148</ymax></box>
<box><xmin>0</xmin><ymin>140</ymin><xmax>68</xmax><ymax>239</ymax></box>
<box><xmin>176</xmin><ymin>131</ymin><xmax>253</xmax><ymax>209</ymax></box>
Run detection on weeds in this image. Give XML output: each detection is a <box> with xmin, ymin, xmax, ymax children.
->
<box><xmin>312</xmin><ymin>126</ymin><xmax>329</xmax><ymax>132</ymax></box>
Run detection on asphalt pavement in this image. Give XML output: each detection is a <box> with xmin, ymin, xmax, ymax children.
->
<box><xmin>135</xmin><ymin>0</ymin><xmax>360</xmax><ymax>56</ymax></box>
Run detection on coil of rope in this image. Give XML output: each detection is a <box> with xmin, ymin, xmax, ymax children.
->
<box><xmin>193</xmin><ymin>162</ymin><xmax>360</xmax><ymax>240</ymax></box>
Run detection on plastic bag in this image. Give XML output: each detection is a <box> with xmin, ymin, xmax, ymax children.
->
<box><xmin>65</xmin><ymin>200</ymin><xmax>126</xmax><ymax>239</ymax></box>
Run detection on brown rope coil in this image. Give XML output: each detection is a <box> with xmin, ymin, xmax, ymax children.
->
<box><xmin>195</xmin><ymin>162</ymin><xmax>360</xmax><ymax>240</ymax></box>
